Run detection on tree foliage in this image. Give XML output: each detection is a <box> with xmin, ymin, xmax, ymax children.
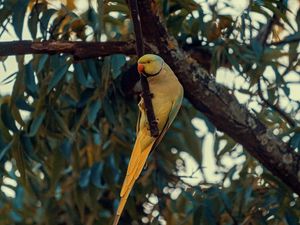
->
<box><xmin>0</xmin><ymin>0</ymin><xmax>299</xmax><ymax>224</ymax></box>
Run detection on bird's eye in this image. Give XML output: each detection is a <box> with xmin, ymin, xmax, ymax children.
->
<box><xmin>147</xmin><ymin>60</ymin><xmax>150</xmax><ymax>63</ymax></box>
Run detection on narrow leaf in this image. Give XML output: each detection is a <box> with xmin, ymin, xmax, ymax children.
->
<box><xmin>12</xmin><ymin>0</ymin><xmax>29</xmax><ymax>39</ymax></box>
<box><xmin>25</xmin><ymin>62</ymin><xmax>38</xmax><ymax>98</ymax></box>
<box><xmin>78</xmin><ymin>168</ymin><xmax>91</xmax><ymax>188</ymax></box>
<box><xmin>28</xmin><ymin>110</ymin><xmax>46</xmax><ymax>137</ymax></box>
<box><xmin>1</xmin><ymin>103</ymin><xmax>18</xmax><ymax>132</ymax></box>
<box><xmin>47</xmin><ymin>64</ymin><xmax>69</xmax><ymax>93</ymax></box>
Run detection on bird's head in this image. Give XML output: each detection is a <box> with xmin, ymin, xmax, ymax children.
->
<box><xmin>137</xmin><ymin>54</ymin><xmax>164</xmax><ymax>77</ymax></box>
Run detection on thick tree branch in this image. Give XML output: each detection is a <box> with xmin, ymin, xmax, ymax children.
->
<box><xmin>0</xmin><ymin>40</ymin><xmax>136</xmax><ymax>59</ymax></box>
<box><xmin>0</xmin><ymin>2</ymin><xmax>299</xmax><ymax>194</ymax></box>
<box><xmin>136</xmin><ymin>0</ymin><xmax>300</xmax><ymax>194</ymax></box>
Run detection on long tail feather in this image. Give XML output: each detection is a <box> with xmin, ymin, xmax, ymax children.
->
<box><xmin>113</xmin><ymin>133</ymin><xmax>155</xmax><ymax>225</ymax></box>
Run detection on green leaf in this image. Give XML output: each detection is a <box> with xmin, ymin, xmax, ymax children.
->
<box><xmin>74</xmin><ymin>63</ymin><xmax>88</xmax><ymax>86</ymax></box>
<box><xmin>40</xmin><ymin>8</ymin><xmax>57</xmax><ymax>38</ymax></box>
<box><xmin>220</xmin><ymin>191</ymin><xmax>232</xmax><ymax>211</ymax></box>
<box><xmin>111</xmin><ymin>54</ymin><xmax>126</xmax><ymax>78</ymax></box>
<box><xmin>47</xmin><ymin>64</ymin><xmax>70</xmax><ymax>93</ymax></box>
<box><xmin>0</xmin><ymin>9</ymin><xmax>11</xmax><ymax>26</ymax></box>
<box><xmin>37</xmin><ymin>54</ymin><xmax>49</xmax><ymax>73</ymax></box>
<box><xmin>79</xmin><ymin>168</ymin><xmax>91</xmax><ymax>188</ymax></box>
<box><xmin>28</xmin><ymin>110</ymin><xmax>46</xmax><ymax>137</ymax></box>
<box><xmin>103</xmin><ymin>96</ymin><xmax>116</xmax><ymax>125</ymax></box>
<box><xmin>19</xmin><ymin>133</ymin><xmax>38</xmax><ymax>161</ymax></box>
<box><xmin>25</xmin><ymin>62</ymin><xmax>38</xmax><ymax>98</ymax></box>
<box><xmin>15</xmin><ymin>97</ymin><xmax>34</xmax><ymax>112</ymax></box>
<box><xmin>88</xmin><ymin>100</ymin><xmax>101</xmax><ymax>124</ymax></box>
<box><xmin>87</xmin><ymin>7</ymin><xmax>100</xmax><ymax>33</ymax></box>
<box><xmin>86</xmin><ymin>59</ymin><xmax>100</xmax><ymax>84</ymax></box>
<box><xmin>28</xmin><ymin>3</ymin><xmax>46</xmax><ymax>39</ymax></box>
<box><xmin>91</xmin><ymin>162</ymin><xmax>105</xmax><ymax>188</ymax></box>
<box><xmin>77</xmin><ymin>88</ymin><xmax>95</xmax><ymax>108</ymax></box>
<box><xmin>251</xmin><ymin>39</ymin><xmax>263</xmax><ymax>58</ymax></box>
<box><xmin>12</xmin><ymin>0</ymin><xmax>29</xmax><ymax>39</ymax></box>
<box><xmin>290</xmin><ymin>133</ymin><xmax>300</xmax><ymax>149</ymax></box>
<box><xmin>1</xmin><ymin>103</ymin><xmax>18</xmax><ymax>132</ymax></box>
<box><xmin>0</xmin><ymin>141</ymin><xmax>12</xmax><ymax>162</ymax></box>
<box><xmin>60</xmin><ymin>138</ymin><xmax>73</xmax><ymax>160</ymax></box>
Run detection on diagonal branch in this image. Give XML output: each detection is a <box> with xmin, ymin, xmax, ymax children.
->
<box><xmin>136</xmin><ymin>0</ymin><xmax>300</xmax><ymax>195</ymax></box>
<box><xmin>0</xmin><ymin>1</ymin><xmax>299</xmax><ymax>194</ymax></box>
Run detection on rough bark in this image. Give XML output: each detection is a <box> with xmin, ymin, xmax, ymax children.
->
<box><xmin>136</xmin><ymin>0</ymin><xmax>300</xmax><ymax>194</ymax></box>
<box><xmin>0</xmin><ymin>1</ymin><xmax>299</xmax><ymax>194</ymax></box>
<box><xmin>0</xmin><ymin>40</ymin><xmax>136</xmax><ymax>59</ymax></box>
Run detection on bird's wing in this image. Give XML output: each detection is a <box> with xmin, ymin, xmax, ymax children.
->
<box><xmin>152</xmin><ymin>91</ymin><xmax>183</xmax><ymax>152</ymax></box>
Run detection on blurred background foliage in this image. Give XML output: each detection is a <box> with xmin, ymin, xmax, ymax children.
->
<box><xmin>0</xmin><ymin>0</ymin><xmax>299</xmax><ymax>224</ymax></box>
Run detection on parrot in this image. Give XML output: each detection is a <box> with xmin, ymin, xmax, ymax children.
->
<box><xmin>113</xmin><ymin>54</ymin><xmax>184</xmax><ymax>225</ymax></box>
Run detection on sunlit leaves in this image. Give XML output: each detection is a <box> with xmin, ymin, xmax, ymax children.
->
<box><xmin>0</xmin><ymin>0</ymin><xmax>299</xmax><ymax>224</ymax></box>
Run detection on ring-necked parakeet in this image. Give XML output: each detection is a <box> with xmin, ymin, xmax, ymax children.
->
<box><xmin>113</xmin><ymin>54</ymin><xmax>183</xmax><ymax>225</ymax></box>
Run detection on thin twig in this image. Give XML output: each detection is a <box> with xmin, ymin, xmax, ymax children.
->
<box><xmin>0</xmin><ymin>18</ymin><xmax>10</xmax><ymax>37</ymax></box>
<box><xmin>128</xmin><ymin>0</ymin><xmax>159</xmax><ymax>137</ymax></box>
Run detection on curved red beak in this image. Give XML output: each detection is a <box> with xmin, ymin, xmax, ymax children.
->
<box><xmin>137</xmin><ymin>63</ymin><xmax>144</xmax><ymax>74</ymax></box>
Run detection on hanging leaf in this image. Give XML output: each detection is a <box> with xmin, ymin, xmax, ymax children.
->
<box><xmin>0</xmin><ymin>103</ymin><xmax>18</xmax><ymax>132</ymax></box>
<box><xmin>28</xmin><ymin>110</ymin><xmax>46</xmax><ymax>137</ymax></box>
<box><xmin>15</xmin><ymin>97</ymin><xmax>34</xmax><ymax>112</ymax></box>
<box><xmin>74</xmin><ymin>63</ymin><xmax>88</xmax><ymax>86</ymax></box>
<box><xmin>90</xmin><ymin>162</ymin><xmax>105</xmax><ymax>188</ymax></box>
<box><xmin>40</xmin><ymin>8</ymin><xmax>57</xmax><ymax>38</ymax></box>
<box><xmin>79</xmin><ymin>168</ymin><xmax>91</xmax><ymax>188</ymax></box>
<box><xmin>60</xmin><ymin>138</ymin><xmax>73</xmax><ymax>160</ymax></box>
<box><xmin>88</xmin><ymin>100</ymin><xmax>101</xmax><ymax>125</ymax></box>
<box><xmin>28</xmin><ymin>3</ymin><xmax>46</xmax><ymax>39</ymax></box>
<box><xmin>103</xmin><ymin>96</ymin><xmax>116</xmax><ymax>125</ymax></box>
<box><xmin>47</xmin><ymin>64</ymin><xmax>70</xmax><ymax>93</ymax></box>
<box><xmin>86</xmin><ymin>59</ymin><xmax>100</xmax><ymax>84</ymax></box>
<box><xmin>111</xmin><ymin>54</ymin><xmax>126</xmax><ymax>78</ymax></box>
<box><xmin>12</xmin><ymin>0</ymin><xmax>29</xmax><ymax>39</ymax></box>
<box><xmin>37</xmin><ymin>54</ymin><xmax>49</xmax><ymax>74</ymax></box>
<box><xmin>25</xmin><ymin>62</ymin><xmax>38</xmax><ymax>98</ymax></box>
<box><xmin>0</xmin><ymin>141</ymin><xmax>12</xmax><ymax>162</ymax></box>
